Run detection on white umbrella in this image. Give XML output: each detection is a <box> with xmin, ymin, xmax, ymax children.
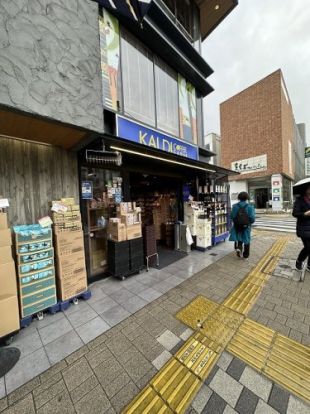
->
<box><xmin>293</xmin><ymin>177</ymin><xmax>310</xmax><ymax>195</ymax></box>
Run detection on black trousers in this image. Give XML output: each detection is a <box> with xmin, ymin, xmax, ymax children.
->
<box><xmin>235</xmin><ymin>241</ymin><xmax>250</xmax><ymax>258</ymax></box>
<box><xmin>297</xmin><ymin>237</ymin><xmax>310</xmax><ymax>265</ymax></box>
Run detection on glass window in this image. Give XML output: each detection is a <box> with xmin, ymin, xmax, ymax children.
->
<box><xmin>121</xmin><ymin>29</ymin><xmax>155</xmax><ymax>126</ymax></box>
<box><xmin>178</xmin><ymin>75</ymin><xmax>198</xmax><ymax>144</ymax></box>
<box><xmin>154</xmin><ymin>57</ymin><xmax>179</xmax><ymax>136</ymax></box>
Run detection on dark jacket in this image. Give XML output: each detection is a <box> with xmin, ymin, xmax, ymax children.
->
<box><xmin>292</xmin><ymin>196</ymin><xmax>310</xmax><ymax>238</ymax></box>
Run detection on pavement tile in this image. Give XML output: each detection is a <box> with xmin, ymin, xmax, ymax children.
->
<box><xmin>222</xmin><ymin>406</ymin><xmax>237</xmax><ymax>414</ymax></box>
<box><xmin>33</xmin><ymin>379</ymin><xmax>65</xmax><ymax>410</ymax></box>
<box><xmin>94</xmin><ymin>357</ymin><xmax>124</xmax><ymax>388</ymax></box>
<box><xmin>74</xmin><ymin>385</ymin><xmax>112</xmax><ymax>414</ymax></box>
<box><xmin>7</xmin><ymin>377</ymin><xmax>40</xmax><ymax>405</ymax></box>
<box><xmin>204</xmin><ymin>365</ymin><xmax>219</xmax><ymax>386</ymax></box>
<box><xmin>287</xmin><ymin>395</ymin><xmax>310</xmax><ymax>414</ymax></box>
<box><xmin>76</xmin><ymin>316</ymin><xmax>110</xmax><ymax>344</ymax></box>
<box><xmin>37</xmin><ymin>390</ymin><xmax>75</xmax><ymax>414</ymax></box>
<box><xmin>100</xmin><ymin>305</ymin><xmax>131</xmax><ymax>327</ymax></box>
<box><xmin>180</xmin><ymin>328</ymin><xmax>194</xmax><ymax>341</ymax></box>
<box><xmin>2</xmin><ymin>394</ymin><xmax>35</xmax><ymax>414</ymax></box>
<box><xmin>217</xmin><ymin>352</ymin><xmax>234</xmax><ymax>371</ymax></box>
<box><xmin>285</xmin><ymin>318</ymin><xmax>309</xmax><ymax>335</ymax></box>
<box><xmin>89</xmin><ymin>297</ymin><xmax>118</xmax><ymax>314</ymax></box>
<box><xmin>62</xmin><ymin>357</ymin><xmax>93</xmax><ymax>392</ymax></box>
<box><xmin>209</xmin><ymin>369</ymin><xmax>243</xmax><ymax>407</ymax></box>
<box><xmin>87</xmin><ymin>333</ymin><xmax>107</xmax><ymax>350</ymax></box>
<box><xmin>122</xmin><ymin>296</ymin><xmax>148</xmax><ymax>313</ymax></box>
<box><xmin>102</xmin><ymin>371</ymin><xmax>132</xmax><ymax>399</ymax></box>
<box><xmin>226</xmin><ymin>358</ymin><xmax>247</xmax><ymax>381</ymax></box>
<box><xmin>134</xmin><ymin>367</ymin><xmax>158</xmax><ymax>390</ymax></box>
<box><xmin>110</xmin><ymin>381</ymin><xmax>139</xmax><ymax>413</ymax></box>
<box><xmin>156</xmin><ymin>329</ymin><xmax>180</xmax><ymax>350</ymax></box>
<box><xmin>63</xmin><ymin>299</ymin><xmax>93</xmax><ymax>316</ymax></box>
<box><xmin>0</xmin><ymin>379</ymin><xmax>4</xmax><ymax>400</ymax></box>
<box><xmin>109</xmin><ymin>288</ymin><xmax>135</xmax><ymax>305</ymax></box>
<box><xmin>201</xmin><ymin>392</ymin><xmax>227</xmax><ymax>414</ymax></box>
<box><xmin>5</xmin><ymin>348</ymin><xmax>50</xmax><ymax>395</ymax></box>
<box><xmin>44</xmin><ymin>331</ymin><xmax>83</xmax><ymax>365</ymax></box>
<box><xmin>170</xmin><ymin>339</ymin><xmax>185</xmax><ymax>355</ymax></box>
<box><xmin>39</xmin><ymin>360</ymin><xmax>67</xmax><ymax>384</ymax></box>
<box><xmin>235</xmin><ymin>387</ymin><xmax>259</xmax><ymax>414</ymax></box>
<box><xmin>289</xmin><ymin>328</ymin><xmax>303</xmax><ymax>342</ymax></box>
<box><xmin>8</xmin><ymin>330</ymin><xmax>43</xmax><ymax>359</ymax></box>
<box><xmin>191</xmin><ymin>384</ymin><xmax>212</xmax><ymax>413</ymax></box>
<box><xmin>254</xmin><ymin>399</ymin><xmax>279</xmax><ymax>414</ymax></box>
<box><xmin>239</xmin><ymin>367</ymin><xmax>272</xmax><ymax>402</ymax></box>
<box><xmin>267</xmin><ymin>384</ymin><xmax>290</xmax><ymax>414</ymax></box>
<box><xmin>66</xmin><ymin>306</ymin><xmax>98</xmax><ymax>329</ymax></box>
<box><xmin>0</xmin><ymin>397</ymin><xmax>7</xmax><ymax>412</ymax></box>
<box><xmin>34</xmin><ymin>312</ymin><xmax>65</xmax><ymax>330</ymax></box>
<box><xmin>38</xmin><ymin>318</ymin><xmax>73</xmax><ymax>346</ymax></box>
<box><xmin>65</xmin><ymin>345</ymin><xmax>89</xmax><ymax>366</ymax></box>
<box><xmin>86</xmin><ymin>342</ymin><xmax>113</xmax><ymax>369</ymax></box>
<box><xmin>69</xmin><ymin>375</ymin><xmax>98</xmax><ymax>404</ymax></box>
<box><xmin>124</xmin><ymin>353</ymin><xmax>153</xmax><ymax>383</ymax></box>
<box><xmin>33</xmin><ymin>374</ymin><xmax>62</xmax><ymax>398</ymax></box>
<box><xmin>152</xmin><ymin>350</ymin><xmax>172</xmax><ymax>370</ymax></box>
<box><xmin>138</xmin><ymin>288</ymin><xmax>162</xmax><ymax>302</ymax></box>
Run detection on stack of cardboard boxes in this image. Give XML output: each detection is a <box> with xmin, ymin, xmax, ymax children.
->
<box><xmin>184</xmin><ymin>203</ymin><xmax>204</xmax><ymax>236</ymax></box>
<box><xmin>108</xmin><ymin>202</ymin><xmax>142</xmax><ymax>242</ymax></box>
<box><xmin>52</xmin><ymin>198</ymin><xmax>87</xmax><ymax>301</ymax></box>
<box><xmin>13</xmin><ymin>224</ymin><xmax>57</xmax><ymax>319</ymax></box>
<box><xmin>196</xmin><ymin>216</ymin><xmax>212</xmax><ymax>249</ymax></box>
<box><xmin>0</xmin><ymin>213</ymin><xmax>19</xmax><ymax>337</ymax></box>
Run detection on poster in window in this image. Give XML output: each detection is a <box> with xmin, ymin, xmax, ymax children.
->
<box><xmin>99</xmin><ymin>10</ymin><xmax>121</xmax><ymax>111</ymax></box>
<box><xmin>178</xmin><ymin>75</ymin><xmax>197</xmax><ymax>143</ymax></box>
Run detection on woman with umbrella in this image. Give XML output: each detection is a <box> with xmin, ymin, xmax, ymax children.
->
<box><xmin>292</xmin><ymin>178</ymin><xmax>310</xmax><ymax>270</ymax></box>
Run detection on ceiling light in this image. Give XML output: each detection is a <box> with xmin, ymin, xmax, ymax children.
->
<box><xmin>215</xmin><ymin>5</ymin><xmax>220</xmax><ymax>10</ymax></box>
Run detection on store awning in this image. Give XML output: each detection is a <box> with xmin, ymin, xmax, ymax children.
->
<box><xmin>91</xmin><ymin>134</ymin><xmax>237</xmax><ymax>179</ymax></box>
<box><xmin>195</xmin><ymin>0</ymin><xmax>238</xmax><ymax>40</ymax></box>
<box><xmin>0</xmin><ymin>106</ymin><xmax>94</xmax><ymax>150</ymax></box>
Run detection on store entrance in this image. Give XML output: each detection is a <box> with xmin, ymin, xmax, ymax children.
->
<box><xmin>129</xmin><ymin>172</ymin><xmax>187</xmax><ymax>267</ymax></box>
<box><xmin>254</xmin><ymin>188</ymin><xmax>269</xmax><ymax>209</ymax></box>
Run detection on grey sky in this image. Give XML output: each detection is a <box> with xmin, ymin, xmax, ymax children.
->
<box><xmin>202</xmin><ymin>0</ymin><xmax>310</xmax><ymax>143</ymax></box>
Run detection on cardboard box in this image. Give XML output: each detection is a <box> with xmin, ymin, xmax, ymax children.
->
<box><xmin>61</xmin><ymin>198</ymin><xmax>75</xmax><ymax>205</ymax></box>
<box><xmin>55</xmin><ymin>238</ymin><xmax>84</xmax><ymax>256</ymax></box>
<box><xmin>196</xmin><ymin>236</ymin><xmax>211</xmax><ymax>249</ymax></box>
<box><xmin>54</xmin><ymin>230</ymin><xmax>84</xmax><ymax>248</ymax></box>
<box><xmin>57</xmin><ymin>269</ymin><xmax>87</xmax><ymax>301</ymax></box>
<box><xmin>126</xmin><ymin>224</ymin><xmax>142</xmax><ymax>240</ymax></box>
<box><xmin>0</xmin><ymin>213</ymin><xmax>8</xmax><ymax>230</ymax></box>
<box><xmin>56</xmin><ymin>251</ymin><xmax>86</xmax><ymax>276</ymax></box>
<box><xmin>0</xmin><ymin>261</ymin><xmax>17</xmax><ymax>295</ymax></box>
<box><xmin>0</xmin><ymin>294</ymin><xmax>20</xmax><ymax>337</ymax></box>
<box><xmin>0</xmin><ymin>246</ymin><xmax>12</xmax><ymax>264</ymax></box>
<box><xmin>0</xmin><ymin>229</ymin><xmax>12</xmax><ymax>247</ymax></box>
<box><xmin>107</xmin><ymin>222</ymin><xmax>126</xmax><ymax>242</ymax></box>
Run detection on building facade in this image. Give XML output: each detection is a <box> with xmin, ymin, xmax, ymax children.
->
<box><xmin>0</xmin><ymin>0</ymin><xmax>237</xmax><ymax>281</ymax></box>
<box><xmin>204</xmin><ymin>133</ymin><xmax>221</xmax><ymax>165</ymax></box>
<box><xmin>220</xmin><ymin>70</ymin><xmax>306</xmax><ymax>210</ymax></box>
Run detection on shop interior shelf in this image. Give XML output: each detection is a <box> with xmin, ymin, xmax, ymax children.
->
<box><xmin>90</xmin><ymin>226</ymin><xmax>106</xmax><ymax>232</ymax></box>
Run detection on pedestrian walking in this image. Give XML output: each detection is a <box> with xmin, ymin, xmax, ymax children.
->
<box><xmin>292</xmin><ymin>184</ymin><xmax>310</xmax><ymax>271</ymax></box>
<box><xmin>229</xmin><ymin>192</ymin><xmax>255</xmax><ymax>258</ymax></box>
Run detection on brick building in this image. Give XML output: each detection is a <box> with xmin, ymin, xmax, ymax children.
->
<box><xmin>220</xmin><ymin>69</ymin><xmax>306</xmax><ymax>210</ymax></box>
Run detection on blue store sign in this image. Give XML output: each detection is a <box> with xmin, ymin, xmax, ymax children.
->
<box><xmin>81</xmin><ymin>181</ymin><xmax>93</xmax><ymax>200</ymax></box>
<box><xmin>116</xmin><ymin>116</ymin><xmax>199</xmax><ymax>161</ymax></box>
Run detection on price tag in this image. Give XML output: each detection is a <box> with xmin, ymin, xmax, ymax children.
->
<box><xmin>51</xmin><ymin>202</ymin><xmax>68</xmax><ymax>213</ymax></box>
<box><xmin>38</xmin><ymin>216</ymin><xmax>53</xmax><ymax>228</ymax></box>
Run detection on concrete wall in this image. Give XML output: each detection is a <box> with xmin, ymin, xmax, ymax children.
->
<box><xmin>0</xmin><ymin>0</ymin><xmax>103</xmax><ymax>133</ymax></box>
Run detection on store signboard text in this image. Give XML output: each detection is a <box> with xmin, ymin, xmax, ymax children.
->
<box><xmin>231</xmin><ymin>154</ymin><xmax>267</xmax><ymax>174</ymax></box>
<box><xmin>116</xmin><ymin>116</ymin><xmax>199</xmax><ymax>160</ymax></box>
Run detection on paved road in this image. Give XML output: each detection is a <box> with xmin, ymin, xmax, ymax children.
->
<box><xmin>253</xmin><ymin>215</ymin><xmax>296</xmax><ymax>233</ymax></box>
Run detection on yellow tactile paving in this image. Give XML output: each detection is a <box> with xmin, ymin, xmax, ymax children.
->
<box><xmin>124</xmin><ymin>235</ymin><xmax>310</xmax><ymax>413</ymax></box>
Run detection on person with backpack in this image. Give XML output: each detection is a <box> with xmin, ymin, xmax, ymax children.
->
<box><xmin>229</xmin><ymin>192</ymin><xmax>255</xmax><ymax>258</ymax></box>
<box><xmin>292</xmin><ymin>184</ymin><xmax>310</xmax><ymax>271</ymax></box>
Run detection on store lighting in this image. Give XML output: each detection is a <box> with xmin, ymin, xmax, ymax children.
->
<box><xmin>215</xmin><ymin>5</ymin><xmax>220</xmax><ymax>10</ymax></box>
<box><xmin>110</xmin><ymin>146</ymin><xmax>214</xmax><ymax>172</ymax></box>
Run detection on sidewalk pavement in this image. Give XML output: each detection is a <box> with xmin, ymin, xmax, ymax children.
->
<box><xmin>0</xmin><ymin>232</ymin><xmax>309</xmax><ymax>414</ymax></box>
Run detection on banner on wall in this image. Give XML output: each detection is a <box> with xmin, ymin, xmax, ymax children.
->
<box><xmin>178</xmin><ymin>75</ymin><xmax>197</xmax><ymax>143</ymax></box>
<box><xmin>271</xmin><ymin>174</ymin><xmax>283</xmax><ymax>211</ymax></box>
<box><xmin>116</xmin><ymin>116</ymin><xmax>199</xmax><ymax>160</ymax></box>
<box><xmin>99</xmin><ymin>10</ymin><xmax>121</xmax><ymax>111</ymax></box>
<box><xmin>231</xmin><ymin>154</ymin><xmax>267</xmax><ymax>174</ymax></box>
